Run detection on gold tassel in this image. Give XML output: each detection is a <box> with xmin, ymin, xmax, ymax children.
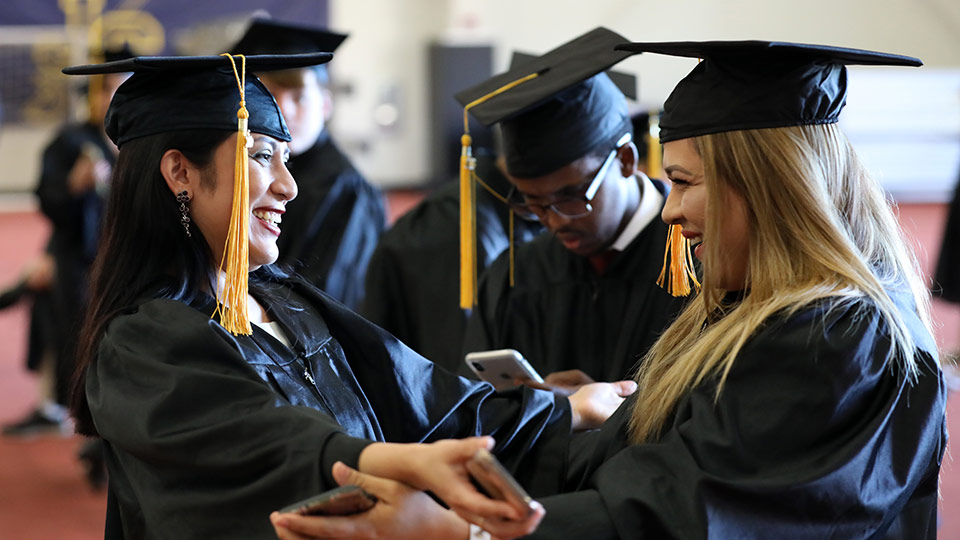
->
<box><xmin>459</xmin><ymin>72</ymin><xmax>540</xmax><ymax>309</ymax></box>
<box><xmin>459</xmin><ymin>134</ymin><xmax>477</xmax><ymax>309</ymax></box>
<box><xmin>657</xmin><ymin>224</ymin><xmax>701</xmax><ymax>297</ymax></box>
<box><xmin>212</xmin><ymin>53</ymin><xmax>253</xmax><ymax>335</ymax></box>
<box><xmin>646</xmin><ymin>110</ymin><xmax>662</xmax><ymax>177</ymax></box>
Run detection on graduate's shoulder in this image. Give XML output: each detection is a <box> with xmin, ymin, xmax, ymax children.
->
<box><xmin>377</xmin><ymin>184</ymin><xmax>460</xmax><ymax>251</ymax></box>
<box><xmin>739</xmin><ymin>289</ymin><xmax>935</xmax><ymax>378</ymax></box>
<box><xmin>101</xmin><ymin>297</ymin><xmax>233</xmax><ymax>357</ymax></box>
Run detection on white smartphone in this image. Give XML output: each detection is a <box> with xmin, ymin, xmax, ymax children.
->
<box><xmin>464</xmin><ymin>349</ymin><xmax>544</xmax><ymax>391</ymax></box>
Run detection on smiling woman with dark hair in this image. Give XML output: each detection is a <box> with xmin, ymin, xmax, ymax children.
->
<box><xmin>63</xmin><ymin>53</ymin><xmax>632</xmax><ymax>540</ymax></box>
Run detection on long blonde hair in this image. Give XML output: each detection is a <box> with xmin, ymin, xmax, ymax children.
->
<box><xmin>628</xmin><ymin>123</ymin><xmax>933</xmax><ymax>444</ymax></box>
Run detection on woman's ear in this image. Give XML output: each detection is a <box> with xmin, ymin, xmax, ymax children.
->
<box><xmin>159</xmin><ymin>149</ymin><xmax>198</xmax><ymax>197</ymax></box>
<box><xmin>617</xmin><ymin>141</ymin><xmax>639</xmax><ymax>178</ymax></box>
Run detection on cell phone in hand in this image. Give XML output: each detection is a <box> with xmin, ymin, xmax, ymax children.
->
<box><xmin>465</xmin><ymin>448</ymin><xmax>534</xmax><ymax>518</ymax></box>
<box><xmin>279</xmin><ymin>485</ymin><xmax>378</xmax><ymax>516</ymax></box>
<box><xmin>465</xmin><ymin>349</ymin><xmax>544</xmax><ymax>391</ymax></box>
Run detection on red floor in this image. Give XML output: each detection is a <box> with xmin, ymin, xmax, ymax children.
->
<box><xmin>1</xmin><ymin>199</ymin><xmax>958</xmax><ymax>538</ymax></box>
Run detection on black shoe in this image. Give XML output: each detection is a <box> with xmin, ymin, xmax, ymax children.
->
<box><xmin>2</xmin><ymin>409</ymin><xmax>71</xmax><ymax>437</ymax></box>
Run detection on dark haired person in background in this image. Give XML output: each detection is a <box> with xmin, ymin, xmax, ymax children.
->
<box><xmin>458</xmin><ymin>29</ymin><xmax>687</xmax><ymax>389</ymax></box>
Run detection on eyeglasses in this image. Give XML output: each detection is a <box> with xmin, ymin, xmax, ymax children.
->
<box><xmin>507</xmin><ymin>133</ymin><xmax>631</xmax><ymax>221</ymax></box>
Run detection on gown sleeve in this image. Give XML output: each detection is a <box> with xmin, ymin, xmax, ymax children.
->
<box><xmin>300</xmin><ymin>281</ymin><xmax>573</xmax><ymax>496</ymax></box>
<box><xmin>528</xmin><ymin>300</ymin><xmax>947</xmax><ymax>539</ymax></box>
<box><xmin>87</xmin><ymin>299</ymin><xmax>372</xmax><ymax>538</ymax></box>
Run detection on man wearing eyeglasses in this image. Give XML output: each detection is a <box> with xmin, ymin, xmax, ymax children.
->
<box><xmin>457</xmin><ymin>28</ymin><xmax>688</xmax><ymax>389</ymax></box>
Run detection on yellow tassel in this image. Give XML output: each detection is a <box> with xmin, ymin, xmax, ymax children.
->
<box><xmin>459</xmin><ymin>72</ymin><xmax>540</xmax><ymax>309</ymax></box>
<box><xmin>657</xmin><ymin>224</ymin><xmax>701</xmax><ymax>297</ymax></box>
<box><xmin>212</xmin><ymin>53</ymin><xmax>253</xmax><ymax>335</ymax></box>
<box><xmin>646</xmin><ymin>110</ymin><xmax>662</xmax><ymax>178</ymax></box>
<box><xmin>459</xmin><ymin>134</ymin><xmax>477</xmax><ymax>309</ymax></box>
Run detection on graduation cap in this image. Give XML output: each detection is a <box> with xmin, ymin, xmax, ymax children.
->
<box><xmin>63</xmin><ymin>53</ymin><xmax>333</xmax><ymax>334</ymax></box>
<box><xmin>231</xmin><ymin>18</ymin><xmax>348</xmax><ymax>56</ymax></box>
<box><xmin>507</xmin><ymin>51</ymin><xmax>638</xmax><ymax>101</ymax></box>
<box><xmin>613</xmin><ymin>40</ymin><xmax>922</xmax><ymax>296</ymax></box>
<box><xmin>63</xmin><ymin>54</ymin><xmax>331</xmax><ymax>147</ymax></box>
<box><xmin>614</xmin><ymin>40</ymin><xmax>923</xmax><ymax>143</ymax></box>
<box><xmin>230</xmin><ymin>19</ymin><xmax>346</xmax><ymax>87</ymax></box>
<box><xmin>453</xmin><ymin>27</ymin><xmax>634</xmax><ymax>309</ymax></box>
<box><xmin>456</xmin><ymin>27</ymin><xmax>634</xmax><ymax>179</ymax></box>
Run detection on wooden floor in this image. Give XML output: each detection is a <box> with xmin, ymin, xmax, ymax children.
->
<box><xmin>1</xmin><ymin>199</ymin><xmax>959</xmax><ymax>539</ymax></box>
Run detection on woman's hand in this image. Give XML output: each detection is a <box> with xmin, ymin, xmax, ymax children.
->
<box><xmin>270</xmin><ymin>462</ymin><xmax>467</xmax><ymax>540</ymax></box>
<box><xmin>568</xmin><ymin>380</ymin><xmax>637</xmax><ymax>431</ymax></box>
<box><xmin>270</xmin><ymin>462</ymin><xmax>544</xmax><ymax>540</ymax></box>
<box><xmin>357</xmin><ymin>439</ymin><xmax>546</xmax><ymax>538</ymax></box>
<box><xmin>359</xmin><ymin>438</ymin><xmax>521</xmax><ymax>520</ymax></box>
<box><xmin>520</xmin><ymin>369</ymin><xmax>596</xmax><ymax>396</ymax></box>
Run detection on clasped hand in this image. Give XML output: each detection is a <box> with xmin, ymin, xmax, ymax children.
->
<box><xmin>271</xmin><ymin>438</ymin><xmax>544</xmax><ymax>540</ymax></box>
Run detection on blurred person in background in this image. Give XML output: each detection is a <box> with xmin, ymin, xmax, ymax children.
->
<box><xmin>231</xmin><ymin>17</ymin><xmax>386</xmax><ymax>310</ymax></box>
<box><xmin>361</xmin><ymin>146</ymin><xmax>543</xmax><ymax>372</ymax></box>
<box><xmin>2</xmin><ymin>45</ymin><xmax>132</xmax><ymax>491</ymax></box>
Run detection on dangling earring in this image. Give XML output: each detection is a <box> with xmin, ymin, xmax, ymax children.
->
<box><xmin>176</xmin><ymin>190</ymin><xmax>192</xmax><ymax>237</ymax></box>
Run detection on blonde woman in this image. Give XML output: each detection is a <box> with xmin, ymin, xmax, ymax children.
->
<box><xmin>272</xmin><ymin>41</ymin><xmax>946</xmax><ymax>540</ymax></box>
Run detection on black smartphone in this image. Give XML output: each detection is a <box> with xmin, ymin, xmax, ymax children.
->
<box><xmin>279</xmin><ymin>485</ymin><xmax>378</xmax><ymax>516</ymax></box>
<box><xmin>465</xmin><ymin>448</ymin><xmax>534</xmax><ymax>518</ymax></box>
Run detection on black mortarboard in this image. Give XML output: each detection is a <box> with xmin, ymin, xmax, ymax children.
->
<box><xmin>62</xmin><ymin>53</ymin><xmax>332</xmax><ymax>147</ymax></box>
<box><xmin>614</xmin><ymin>40</ymin><xmax>922</xmax><ymax>143</ymax></box>
<box><xmin>231</xmin><ymin>18</ymin><xmax>348</xmax><ymax>55</ymax></box>
<box><xmin>455</xmin><ymin>27</ymin><xmax>634</xmax><ymax>179</ymax></box>
<box><xmin>454</xmin><ymin>28</ymin><xmax>635</xmax><ymax>309</ymax></box>
<box><xmin>508</xmin><ymin>51</ymin><xmax>638</xmax><ymax>101</ymax></box>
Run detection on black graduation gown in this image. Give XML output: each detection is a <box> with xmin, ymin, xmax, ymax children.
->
<box><xmin>933</xmin><ymin>175</ymin><xmax>960</xmax><ymax>302</ymax></box>
<box><xmin>278</xmin><ymin>133</ymin><xmax>386</xmax><ymax>310</ymax></box>
<box><xmin>528</xmin><ymin>291</ymin><xmax>947</xmax><ymax>539</ymax></box>
<box><xmin>462</xmin><ymin>179</ymin><xmax>687</xmax><ymax>382</ymax></box>
<box><xmin>360</xmin><ymin>154</ymin><xmax>543</xmax><ymax>371</ymax></box>
<box><xmin>34</xmin><ymin>121</ymin><xmax>113</xmax><ymax>403</ymax></box>
<box><xmin>86</xmin><ymin>275</ymin><xmax>570</xmax><ymax>539</ymax></box>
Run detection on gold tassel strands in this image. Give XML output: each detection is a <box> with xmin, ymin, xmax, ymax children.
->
<box><xmin>459</xmin><ymin>71</ymin><xmax>539</xmax><ymax>309</ymax></box>
<box><xmin>212</xmin><ymin>53</ymin><xmax>253</xmax><ymax>335</ymax></box>
<box><xmin>459</xmin><ymin>133</ymin><xmax>478</xmax><ymax>309</ymax></box>
<box><xmin>657</xmin><ymin>223</ymin><xmax>701</xmax><ymax>297</ymax></box>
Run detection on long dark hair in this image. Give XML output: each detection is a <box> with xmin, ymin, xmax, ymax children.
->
<box><xmin>72</xmin><ymin>129</ymin><xmax>232</xmax><ymax>436</ymax></box>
